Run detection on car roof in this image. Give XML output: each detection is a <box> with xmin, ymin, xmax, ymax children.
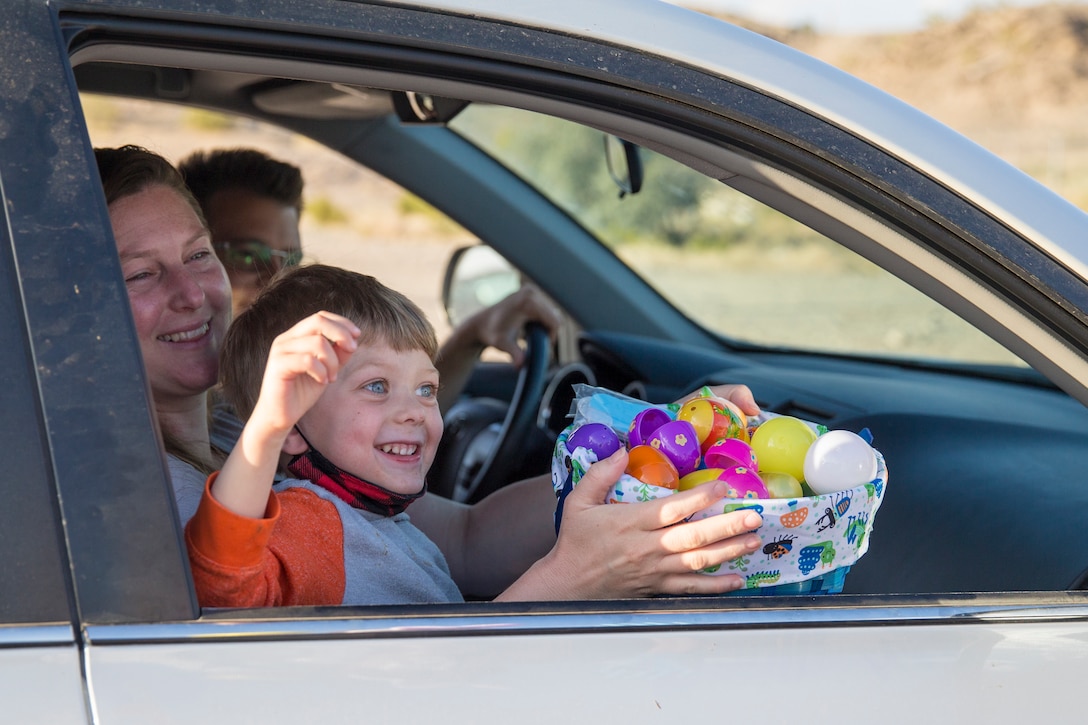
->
<box><xmin>385</xmin><ymin>0</ymin><xmax>1088</xmax><ymax>284</ymax></box>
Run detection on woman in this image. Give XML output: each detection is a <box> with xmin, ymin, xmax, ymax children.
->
<box><xmin>96</xmin><ymin>145</ymin><xmax>766</xmax><ymax>599</ymax></box>
<box><xmin>97</xmin><ymin>145</ymin><xmax>232</xmax><ymax>523</ymax></box>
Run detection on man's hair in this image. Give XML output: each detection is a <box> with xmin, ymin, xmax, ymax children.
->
<box><xmin>179</xmin><ymin>148</ymin><xmax>304</xmax><ymax>213</ymax></box>
<box><xmin>220</xmin><ymin>264</ymin><xmax>438</xmax><ymax>420</ymax></box>
<box><xmin>95</xmin><ymin>145</ymin><xmax>207</xmax><ymax>226</ymax></box>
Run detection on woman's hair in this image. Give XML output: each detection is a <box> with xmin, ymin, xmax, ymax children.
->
<box><xmin>95</xmin><ymin>144</ymin><xmax>207</xmax><ymax>227</ymax></box>
<box><xmin>220</xmin><ymin>264</ymin><xmax>437</xmax><ymax>421</ymax></box>
<box><xmin>95</xmin><ymin>145</ymin><xmax>220</xmax><ymax>474</ymax></box>
<box><xmin>179</xmin><ymin>147</ymin><xmax>304</xmax><ymax>214</ymax></box>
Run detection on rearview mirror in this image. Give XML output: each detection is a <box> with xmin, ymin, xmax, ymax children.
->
<box><xmin>604</xmin><ymin>134</ymin><xmax>643</xmax><ymax>198</ymax></box>
<box><xmin>442</xmin><ymin>245</ymin><xmax>521</xmax><ymax>328</ymax></box>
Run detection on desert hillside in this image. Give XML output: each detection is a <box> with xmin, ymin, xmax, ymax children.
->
<box><xmin>695</xmin><ymin>2</ymin><xmax>1088</xmax><ymax>205</ymax></box>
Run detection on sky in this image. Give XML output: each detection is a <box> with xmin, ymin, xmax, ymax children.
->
<box><xmin>669</xmin><ymin>0</ymin><xmax>1081</xmax><ymax>34</ymax></box>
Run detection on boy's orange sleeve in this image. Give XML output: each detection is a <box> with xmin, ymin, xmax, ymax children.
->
<box><xmin>185</xmin><ymin>473</ymin><xmax>346</xmax><ymax>607</ymax></box>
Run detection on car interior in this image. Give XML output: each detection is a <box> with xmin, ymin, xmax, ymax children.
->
<box><xmin>70</xmin><ymin>35</ymin><xmax>1088</xmax><ymax>606</ymax></box>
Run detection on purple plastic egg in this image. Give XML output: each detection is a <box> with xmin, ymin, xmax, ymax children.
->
<box><xmin>627</xmin><ymin>407</ymin><xmax>673</xmax><ymax>448</ymax></box>
<box><xmin>565</xmin><ymin>422</ymin><xmax>622</xmax><ymax>460</ymax></box>
<box><xmin>704</xmin><ymin>437</ymin><xmax>758</xmax><ymax>472</ymax></box>
<box><xmin>647</xmin><ymin>419</ymin><xmax>702</xmax><ymax>477</ymax></box>
<box><xmin>720</xmin><ymin>465</ymin><xmax>769</xmax><ymax>499</ymax></box>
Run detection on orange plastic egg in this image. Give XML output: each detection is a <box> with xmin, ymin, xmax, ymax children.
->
<box><xmin>625</xmin><ymin>445</ymin><xmax>680</xmax><ymax>489</ymax></box>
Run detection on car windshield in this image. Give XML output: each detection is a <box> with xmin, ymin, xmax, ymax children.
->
<box><xmin>450</xmin><ymin>104</ymin><xmax>1027</xmax><ymax>369</ymax></box>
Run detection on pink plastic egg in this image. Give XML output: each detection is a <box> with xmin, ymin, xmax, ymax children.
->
<box><xmin>720</xmin><ymin>465</ymin><xmax>769</xmax><ymax>499</ymax></box>
<box><xmin>627</xmin><ymin>407</ymin><xmax>672</xmax><ymax>448</ymax></box>
<box><xmin>704</xmin><ymin>437</ymin><xmax>758</xmax><ymax>472</ymax></box>
<box><xmin>565</xmin><ymin>423</ymin><xmax>622</xmax><ymax>460</ymax></box>
<box><xmin>647</xmin><ymin>419</ymin><xmax>702</xmax><ymax>476</ymax></box>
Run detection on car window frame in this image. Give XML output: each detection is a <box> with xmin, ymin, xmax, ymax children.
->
<box><xmin>0</xmin><ymin>169</ymin><xmax>73</xmax><ymax>627</ymax></box>
<box><xmin>4</xmin><ymin>0</ymin><xmax>197</xmax><ymax>627</ymax></box>
<box><xmin>36</xmin><ymin>0</ymin><xmax>1088</xmax><ymax>622</ymax></box>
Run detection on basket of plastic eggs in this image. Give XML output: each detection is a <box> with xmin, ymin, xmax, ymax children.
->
<box><xmin>551</xmin><ymin>385</ymin><xmax>888</xmax><ymax>595</ymax></box>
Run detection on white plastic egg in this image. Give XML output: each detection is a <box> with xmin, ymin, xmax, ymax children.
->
<box><xmin>802</xmin><ymin>430</ymin><xmax>878</xmax><ymax>495</ymax></box>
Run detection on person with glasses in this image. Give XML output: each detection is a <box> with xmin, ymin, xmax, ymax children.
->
<box><xmin>180</xmin><ymin>149</ymin><xmax>305</xmax><ymax>317</ymax></box>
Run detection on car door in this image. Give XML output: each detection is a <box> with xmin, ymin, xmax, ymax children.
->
<box><xmin>0</xmin><ymin>160</ymin><xmax>88</xmax><ymax>723</ymax></box>
<box><xmin>2</xmin><ymin>3</ymin><xmax>196</xmax><ymax>721</ymax></box>
<box><xmin>6</xmin><ymin>0</ymin><xmax>1088</xmax><ymax>722</ymax></box>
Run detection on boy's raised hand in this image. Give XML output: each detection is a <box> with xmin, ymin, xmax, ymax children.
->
<box><xmin>250</xmin><ymin>311</ymin><xmax>360</xmax><ymax>435</ymax></box>
<box><xmin>213</xmin><ymin>311</ymin><xmax>359</xmax><ymax>519</ymax></box>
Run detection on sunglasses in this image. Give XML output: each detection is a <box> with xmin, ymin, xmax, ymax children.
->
<box><xmin>214</xmin><ymin>239</ymin><xmax>303</xmax><ymax>273</ymax></box>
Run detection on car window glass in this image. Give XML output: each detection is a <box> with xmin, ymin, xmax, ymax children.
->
<box><xmin>449</xmin><ymin>104</ymin><xmax>1027</xmax><ymax>368</ymax></box>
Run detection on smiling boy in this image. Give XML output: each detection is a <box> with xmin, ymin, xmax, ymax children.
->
<box><xmin>185</xmin><ymin>264</ymin><xmax>462</xmax><ymax>605</ymax></box>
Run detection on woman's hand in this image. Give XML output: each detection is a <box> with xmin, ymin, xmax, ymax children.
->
<box><xmin>676</xmin><ymin>383</ymin><xmax>761</xmax><ymax>419</ymax></box>
<box><xmin>505</xmin><ymin>448</ymin><xmax>763</xmax><ymax>600</ymax></box>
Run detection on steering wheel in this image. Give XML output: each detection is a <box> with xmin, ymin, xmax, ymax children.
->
<box><xmin>451</xmin><ymin>322</ymin><xmax>551</xmax><ymax>503</ymax></box>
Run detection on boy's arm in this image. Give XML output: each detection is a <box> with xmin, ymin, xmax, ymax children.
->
<box><xmin>211</xmin><ymin>312</ymin><xmax>359</xmax><ymax>518</ymax></box>
<box><xmin>186</xmin><ymin>475</ymin><xmax>346</xmax><ymax>607</ymax></box>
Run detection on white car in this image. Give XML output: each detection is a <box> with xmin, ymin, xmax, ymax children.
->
<box><xmin>4</xmin><ymin>0</ymin><xmax>1088</xmax><ymax>722</ymax></box>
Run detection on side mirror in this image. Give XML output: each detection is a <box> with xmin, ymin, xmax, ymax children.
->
<box><xmin>442</xmin><ymin>245</ymin><xmax>522</xmax><ymax>328</ymax></box>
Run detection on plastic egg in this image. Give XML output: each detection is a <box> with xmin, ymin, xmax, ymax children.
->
<box><xmin>565</xmin><ymin>422</ymin><xmax>622</xmax><ymax>461</ymax></box>
<box><xmin>647</xmin><ymin>420</ymin><xmax>702</xmax><ymax>476</ymax></box>
<box><xmin>676</xmin><ymin>398</ymin><xmax>716</xmax><ymax>444</ymax></box>
<box><xmin>802</xmin><ymin>429</ymin><xmax>878</xmax><ymax>495</ymax></box>
<box><xmin>760</xmin><ymin>470</ymin><xmax>803</xmax><ymax>499</ymax></box>
<box><xmin>702</xmin><ymin>400</ymin><xmax>750</xmax><ymax>450</ymax></box>
<box><xmin>627</xmin><ymin>407</ymin><xmax>672</xmax><ymax>448</ymax></box>
<box><xmin>678</xmin><ymin>467</ymin><xmax>725</xmax><ymax>491</ymax></box>
<box><xmin>750</xmin><ymin>416</ymin><xmax>817</xmax><ymax>482</ymax></box>
<box><xmin>625</xmin><ymin>445</ymin><xmax>680</xmax><ymax>489</ymax></box>
<box><xmin>720</xmin><ymin>466</ymin><xmax>769</xmax><ymax>499</ymax></box>
<box><xmin>703</xmin><ymin>437</ymin><xmax>758</xmax><ymax>471</ymax></box>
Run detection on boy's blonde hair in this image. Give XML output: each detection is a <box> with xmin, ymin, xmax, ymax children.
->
<box><xmin>220</xmin><ymin>264</ymin><xmax>437</xmax><ymax>420</ymax></box>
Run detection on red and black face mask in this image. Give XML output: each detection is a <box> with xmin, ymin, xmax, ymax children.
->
<box><xmin>287</xmin><ymin>430</ymin><xmax>424</xmax><ymax>517</ymax></box>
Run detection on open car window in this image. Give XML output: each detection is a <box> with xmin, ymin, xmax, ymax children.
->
<box><xmin>63</xmin><ymin>2</ymin><xmax>1088</xmax><ymax>623</ymax></box>
<box><xmin>450</xmin><ymin>104</ymin><xmax>1027</xmax><ymax>368</ymax></box>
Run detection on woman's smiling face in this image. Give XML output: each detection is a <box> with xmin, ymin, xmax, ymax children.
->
<box><xmin>111</xmin><ymin>183</ymin><xmax>231</xmax><ymax>407</ymax></box>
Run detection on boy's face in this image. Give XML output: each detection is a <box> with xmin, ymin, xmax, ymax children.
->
<box><xmin>296</xmin><ymin>338</ymin><xmax>442</xmax><ymax>495</ymax></box>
